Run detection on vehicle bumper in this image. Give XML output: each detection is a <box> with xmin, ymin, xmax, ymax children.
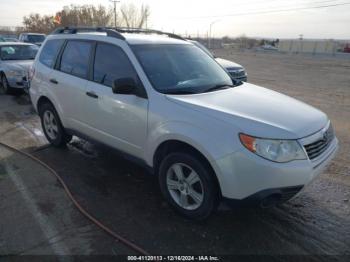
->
<box><xmin>28</xmin><ymin>86</ymin><xmax>39</xmax><ymax>112</ymax></box>
<box><xmin>213</xmin><ymin>137</ymin><xmax>339</xmax><ymax>201</ymax></box>
<box><xmin>223</xmin><ymin>185</ymin><xmax>304</xmax><ymax>208</ymax></box>
<box><xmin>7</xmin><ymin>76</ymin><xmax>29</xmax><ymax>89</ymax></box>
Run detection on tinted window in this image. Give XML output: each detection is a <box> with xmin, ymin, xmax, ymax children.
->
<box><xmin>132</xmin><ymin>44</ymin><xmax>233</xmax><ymax>94</ymax></box>
<box><xmin>39</xmin><ymin>39</ymin><xmax>64</xmax><ymax>67</ymax></box>
<box><xmin>27</xmin><ymin>35</ymin><xmax>45</xmax><ymax>43</ymax></box>
<box><xmin>0</xmin><ymin>45</ymin><xmax>39</xmax><ymax>60</ymax></box>
<box><xmin>60</xmin><ymin>41</ymin><xmax>92</xmax><ymax>79</ymax></box>
<box><xmin>93</xmin><ymin>43</ymin><xmax>138</xmax><ymax>87</ymax></box>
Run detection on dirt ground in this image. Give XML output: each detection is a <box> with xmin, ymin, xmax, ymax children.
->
<box><xmin>0</xmin><ymin>50</ymin><xmax>349</xmax><ymax>259</ymax></box>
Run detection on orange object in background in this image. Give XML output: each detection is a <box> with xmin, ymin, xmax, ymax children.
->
<box><xmin>53</xmin><ymin>13</ymin><xmax>62</xmax><ymax>25</ymax></box>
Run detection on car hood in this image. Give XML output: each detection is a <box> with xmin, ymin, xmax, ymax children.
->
<box><xmin>4</xmin><ymin>60</ymin><xmax>33</xmax><ymax>72</ymax></box>
<box><xmin>166</xmin><ymin>83</ymin><xmax>328</xmax><ymax>139</ymax></box>
<box><xmin>215</xmin><ymin>58</ymin><xmax>243</xmax><ymax>69</ymax></box>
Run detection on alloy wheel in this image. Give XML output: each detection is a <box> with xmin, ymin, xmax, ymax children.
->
<box><xmin>166</xmin><ymin>163</ymin><xmax>204</xmax><ymax>210</ymax></box>
<box><xmin>43</xmin><ymin>110</ymin><xmax>59</xmax><ymax>140</ymax></box>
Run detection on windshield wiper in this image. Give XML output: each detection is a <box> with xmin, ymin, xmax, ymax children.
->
<box><xmin>204</xmin><ymin>84</ymin><xmax>234</xmax><ymax>93</ymax></box>
<box><xmin>166</xmin><ymin>90</ymin><xmax>196</xmax><ymax>95</ymax></box>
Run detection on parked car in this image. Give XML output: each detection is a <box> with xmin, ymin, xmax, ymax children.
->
<box><xmin>0</xmin><ymin>42</ymin><xmax>39</xmax><ymax>94</ymax></box>
<box><xmin>259</xmin><ymin>44</ymin><xmax>278</xmax><ymax>51</ymax></box>
<box><xmin>4</xmin><ymin>38</ymin><xmax>19</xmax><ymax>42</ymax></box>
<box><xmin>0</xmin><ymin>34</ymin><xmax>18</xmax><ymax>41</ymax></box>
<box><xmin>30</xmin><ymin>28</ymin><xmax>338</xmax><ymax>220</ymax></box>
<box><xmin>19</xmin><ymin>33</ymin><xmax>46</xmax><ymax>46</ymax></box>
<box><xmin>189</xmin><ymin>40</ymin><xmax>247</xmax><ymax>82</ymax></box>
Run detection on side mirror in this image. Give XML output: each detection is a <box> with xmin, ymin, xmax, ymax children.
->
<box><xmin>112</xmin><ymin>78</ymin><xmax>137</xmax><ymax>95</ymax></box>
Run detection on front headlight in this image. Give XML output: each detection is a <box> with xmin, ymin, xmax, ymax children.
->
<box><xmin>7</xmin><ymin>70</ymin><xmax>24</xmax><ymax>77</ymax></box>
<box><xmin>239</xmin><ymin>133</ymin><xmax>306</xmax><ymax>163</ymax></box>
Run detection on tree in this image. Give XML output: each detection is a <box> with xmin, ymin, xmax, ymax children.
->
<box><xmin>23</xmin><ymin>14</ymin><xmax>56</xmax><ymax>34</ymax></box>
<box><xmin>120</xmin><ymin>3</ymin><xmax>150</xmax><ymax>28</ymax></box>
<box><xmin>235</xmin><ymin>34</ymin><xmax>258</xmax><ymax>49</ymax></box>
<box><xmin>59</xmin><ymin>5</ymin><xmax>113</xmax><ymax>27</ymax></box>
<box><xmin>22</xmin><ymin>4</ymin><xmax>151</xmax><ymax>34</ymax></box>
<box><xmin>22</xmin><ymin>4</ymin><xmax>114</xmax><ymax>34</ymax></box>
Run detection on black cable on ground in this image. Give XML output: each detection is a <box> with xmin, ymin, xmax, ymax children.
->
<box><xmin>0</xmin><ymin>141</ymin><xmax>150</xmax><ymax>256</ymax></box>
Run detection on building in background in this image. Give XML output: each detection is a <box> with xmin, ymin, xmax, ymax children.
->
<box><xmin>278</xmin><ymin>39</ymin><xmax>349</xmax><ymax>55</ymax></box>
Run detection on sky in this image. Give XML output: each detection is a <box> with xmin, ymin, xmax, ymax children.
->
<box><xmin>0</xmin><ymin>0</ymin><xmax>350</xmax><ymax>39</ymax></box>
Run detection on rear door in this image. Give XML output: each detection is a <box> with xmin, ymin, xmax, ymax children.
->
<box><xmin>33</xmin><ymin>39</ymin><xmax>64</xmax><ymax>110</ymax></box>
<box><xmin>52</xmin><ymin>40</ymin><xmax>93</xmax><ymax>130</ymax></box>
<box><xmin>83</xmin><ymin>42</ymin><xmax>148</xmax><ymax>158</ymax></box>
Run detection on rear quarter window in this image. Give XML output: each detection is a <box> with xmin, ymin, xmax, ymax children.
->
<box><xmin>39</xmin><ymin>39</ymin><xmax>64</xmax><ymax>68</ymax></box>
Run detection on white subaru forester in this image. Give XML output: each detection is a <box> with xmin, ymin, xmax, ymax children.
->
<box><xmin>29</xmin><ymin>27</ymin><xmax>338</xmax><ymax>220</ymax></box>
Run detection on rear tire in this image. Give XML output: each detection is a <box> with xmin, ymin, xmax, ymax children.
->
<box><xmin>39</xmin><ymin>103</ymin><xmax>72</xmax><ymax>147</ymax></box>
<box><xmin>158</xmin><ymin>152</ymin><xmax>219</xmax><ymax>220</ymax></box>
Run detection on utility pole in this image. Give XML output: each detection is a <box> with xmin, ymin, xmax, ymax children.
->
<box><xmin>209</xmin><ymin>19</ymin><xmax>220</xmax><ymax>49</ymax></box>
<box><xmin>298</xmin><ymin>34</ymin><xmax>304</xmax><ymax>54</ymax></box>
<box><xmin>110</xmin><ymin>0</ymin><xmax>120</xmax><ymax>27</ymax></box>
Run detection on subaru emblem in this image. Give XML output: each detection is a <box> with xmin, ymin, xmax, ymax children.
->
<box><xmin>323</xmin><ymin>132</ymin><xmax>328</xmax><ymax>141</ymax></box>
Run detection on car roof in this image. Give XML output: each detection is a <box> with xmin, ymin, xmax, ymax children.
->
<box><xmin>47</xmin><ymin>32</ymin><xmax>190</xmax><ymax>45</ymax></box>
<box><xmin>20</xmin><ymin>33</ymin><xmax>46</xmax><ymax>36</ymax></box>
<box><xmin>0</xmin><ymin>42</ymin><xmax>36</xmax><ymax>46</ymax></box>
<box><xmin>123</xmin><ymin>33</ymin><xmax>188</xmax><ymax>45</ymax></box>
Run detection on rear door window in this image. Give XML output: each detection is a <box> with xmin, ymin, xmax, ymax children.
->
<box><xmin>59</xmin><ymin>40</ymin><xmax>93</xmax><ymax>79</ymax></box>
<box><xmin>39</xmin><ymin>39</ymin><xmax>64</xmax><ymax>68</ymax></box>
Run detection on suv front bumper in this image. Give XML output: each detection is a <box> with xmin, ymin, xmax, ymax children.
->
<box><xmin>213</xmin><ymin>137</ymin><xmax>338</xmax><ymax>201</ymax></box>
<box><xmin>223</xmin><ymin>185</ymin><xmax>304</xmax><ymax>208</ymax></box>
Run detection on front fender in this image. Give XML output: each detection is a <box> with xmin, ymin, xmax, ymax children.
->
<box><xmin>145</xmin><ymin>121</ymin><xmax>238</xmax><ymax>167</ymax></box>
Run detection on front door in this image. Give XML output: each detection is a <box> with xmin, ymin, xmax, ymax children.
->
<box><xmin>83</xmin><ymin>42</ymin><xmax>148</xmax><ymax>158</ymax></box>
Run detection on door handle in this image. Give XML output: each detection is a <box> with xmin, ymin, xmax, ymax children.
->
<box><xmin>86</xmin><ymin>91</ymin><xmax>98</xmax><ymax>99</ymax></box>
<box><xmin>50</xmin><ymin>78</ymin><xmax>58</xmax><ymax>84</ymax></box>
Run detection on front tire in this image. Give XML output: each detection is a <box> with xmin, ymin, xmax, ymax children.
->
<box><xmin>1</xmin><ymin>74</ymin><xmax>12</xmax><ymax>95</ymax></box>
<box><xmin>159</xmin><ymin>152</ymin><xmax>219</xmax><ymax>220</ymax></box>
<box><xmin>39</xmin><ymin>103</ymin><xmax>72</xmax><ymax>147</ymax></box>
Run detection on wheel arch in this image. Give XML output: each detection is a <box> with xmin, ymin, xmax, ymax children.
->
<box><xmin>37</xmin><ymin>96</ymin><xmax>55</xmax><ymax>113</ymax></box>
<box><xmin>36</xmin><ymin>95</ymin><xmax>66</xmax><ymax>127</ymax></box>
<box><xmin>153</xmin><ymin>139</ymin><xmax>222</xmax><ymax>196</ymax></box>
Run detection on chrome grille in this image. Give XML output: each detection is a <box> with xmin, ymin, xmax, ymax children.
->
<box><xmin>304</xmin><ymin>124</ymin><xmax>335</xmax><ymax>160</ymax></box>
<box><xmin>229</xmin><ymin>70</ymin><xmax>245</xmax><ymax>78</ymax></box>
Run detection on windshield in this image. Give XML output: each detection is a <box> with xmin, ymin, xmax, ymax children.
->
<box><xmin>0</xmin><ymin>45</ymin><xmax>39</xmax><ymax>60</ymax></box>
<box><xmin>132</xmin><ymin>44</ymin><xmax>234</xmax><ymax>94</ymax></box>
<box><xmin>27</xmin><ymin>35</ymin><xmax>45</xmax><ymax>43</ymax></box>
<box><xmin>191</xmin><ymin>41</ymin><xmax>214</xmax><ymax>58</ymax></box>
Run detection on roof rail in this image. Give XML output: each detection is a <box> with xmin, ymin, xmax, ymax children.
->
<box><xmin>51</xmin><ymin>26</ymin><xmax>184</xmax><ymax>41</ymax></box>
<box><xmin>115</xmin><ymin>28</ymin><xmax>185</xmax><ymax>40</ymax></box>
<box><xmin>51</xmin><ymin>27</ymin><xmax>125</xmax><ymax>40</ymax></box>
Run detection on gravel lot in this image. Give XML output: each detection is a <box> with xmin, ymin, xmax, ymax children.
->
<box><xmin>0</xmin><ymin>50</ymin><xmax>349</xmax><ymax>258</ymax></box>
